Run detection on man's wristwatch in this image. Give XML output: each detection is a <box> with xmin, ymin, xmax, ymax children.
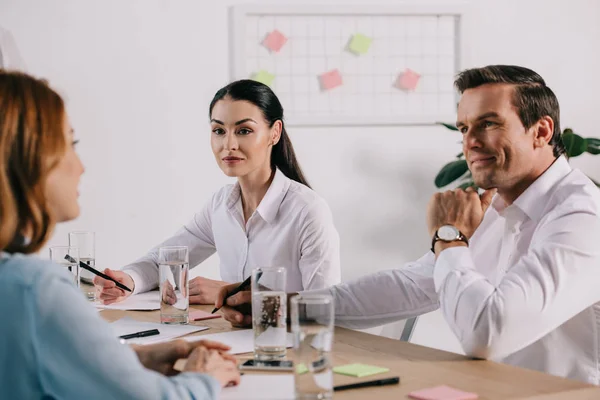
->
<box><xmin>431</xmin><ymin>225</ymin><xmax>469</xmax><ymax>253</ymax></box>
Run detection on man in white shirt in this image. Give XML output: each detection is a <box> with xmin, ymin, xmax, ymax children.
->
<box><xmin>216</xmin><ymin>65</ymin><xmax>600</xmax><ymax>384</ymax></box>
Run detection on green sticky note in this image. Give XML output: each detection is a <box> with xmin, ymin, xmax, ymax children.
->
<box><xmin>333</xmin><ymin>363</ymin><xmax>390</xmax><ymax>378</ymax></box>
<box><xmin>296</xmin><ymin>363</ymin><xmax>308</xmax><ymax>374</ymax></box>
<box><xmin>348</xmin><ymin>33</ymin><xmax>372</xmax><ymax>55</ymax></box>
<box><xmin>252</xmin><ymin>70</ymin><xmax>275</xmax><ymax>86</ymax></box>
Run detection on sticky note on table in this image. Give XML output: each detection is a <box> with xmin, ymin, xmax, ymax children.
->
<box><xmin>295</xmin><ymin>363</ymin><xmax>308</xmax><ymax>374</ymax></box>
<box><xmin>348</xmin><ymin>33</ymin><xmax>372</xmax><ymax>55</ymax></box>
<box><xmin>252</xmin><ymin>70</ymin><xmax>275</xmax><ymax>86</ymax></box>
<box><xmin>408</xmin><ymin>385</ymin><xmax>478</xmax><ymax>400</ymax></box>
<box><xmin>333</xmin><ymin>363</ymin><xmax>389</xmax><ymax>378</ymax></box>
<box><xmin>189</xmin><ymin>310</ymin><xmax>221</xmax><ymax>321</ymax></box>
<box><xmin>396</xmin><ymin>68</ymin><xmax>421</xmax><ymax>91</ymax></box>
<box><xmin>319</xmin><ymin>69</ymin><xmax>343</xmax><ymax>91</ymax></box>
<box><xmin>263</xmin><ymin>29</ymin><xmax>288</xmax><ymax>53</ymax></box>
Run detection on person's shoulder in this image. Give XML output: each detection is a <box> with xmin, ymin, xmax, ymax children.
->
<box><xmin>285</xmin><ymin>180</ymin><xmax>331</xmax><ymax>211</ymax></box>
<box><xmin>208</xmin><ymin>182</ymin><xmax>239</xmax><ymax>207</ymax></box>
<box><xmin>552</xmin><ymin>169</ymin><xmax>600</xmax><ymax>215</ymax></box>
<box><xmin>0</xmin><ymin>253</ymin><xmax>66</xmax><ymax>288</ymax></box>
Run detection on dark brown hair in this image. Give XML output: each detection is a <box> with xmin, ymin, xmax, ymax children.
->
<box><xmin>0</xmin><ymin>71</ymin><xmax>67</xmax><ymax>253</ymax></box>
<box><xmin>209</xmin><ymin>80</ymin><xmax>311</xmax><ymax>188</ymax></box>
<box><xmin>455</xmin><ymin>65</ymin><xmax>565</xmax><ymax>157</ymax></box>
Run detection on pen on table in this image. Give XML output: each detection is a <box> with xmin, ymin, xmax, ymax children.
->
<box><xmin>64</xmin><ymin>255</ymin><xmax>132</xmax><ymax>292</ymax></box>
<box><xmin>118</xmin><ymin>329</ymin><xmax>160</xmax><ymax>340</ymax></box>
<box><xmin>333</xmin><ymin>377</ymin><xmax>400</xmax><ymax>392</ymax></box>
<box><xmin>211</xmin><ymin>271</ymin><xmax>262</xmax><ymax>314</ymax></box>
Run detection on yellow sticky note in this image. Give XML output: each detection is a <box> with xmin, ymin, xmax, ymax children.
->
<box><xmin>252</xmin><ymin>70</ymin><xmax>275</xmax><ymax>86</ymax></box>
<box><xmin>333</xmin><ymin>363</ymin><xmax>389</xmax><ymax>378</ymax></box>
<box><xmin>295</xmin><ymin>363</ymin><xmax>308</xmax><ymax>374</ymax></box>
<box><xmin>348</xmin><ymin>33</ymin><xmax>372</xmax><ymax>55</ymax></box>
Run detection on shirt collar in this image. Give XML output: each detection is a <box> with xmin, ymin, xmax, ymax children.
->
<box><xmin>225</xmin><ymin>169</ymin><xmax>291</xmax><ymax>224</ymax></box>
<box><xmin>491</xmin><ymin>156</ymin><xmax>571</xmax><ymax>221</ymax></box>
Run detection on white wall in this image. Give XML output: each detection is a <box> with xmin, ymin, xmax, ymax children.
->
<box><xmin>1</xmin><ymin>0</ymin><xmax>599</xmax><ymax>354</ymax></box>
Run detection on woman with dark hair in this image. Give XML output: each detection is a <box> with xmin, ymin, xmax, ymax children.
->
<box><xmin>0</xmin><ymin>71</ymin><xmax>239</xmax><ymax>399</ymax></box>
<box><xmin>97</xmin><ymin>80</ymin><xmax>340</xmax><ymax>305</ymax></box>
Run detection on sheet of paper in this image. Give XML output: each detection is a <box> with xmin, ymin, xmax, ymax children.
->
<box><xmin>184</xmin><ymin>329</ymin><xmax>293</xmax><ymax>355</ymax></box>
<box><xmin>221</xmin><ymin>374</ymin><xmax>294</xmax><ymax>400</ymax></box>
<box><xmin>110</xmin><ymin>317</ymin><xmax>208</xmax><ymax>345</ymax></box>
<box><xmin>95</xmin><ymin>291</ymin><xmax>160</xmax><ymax>311</ymax></box>
<box><xmin>189</xmin><ymin>309</ymin><xmax>221</xmax><ymax>321</ymax></box>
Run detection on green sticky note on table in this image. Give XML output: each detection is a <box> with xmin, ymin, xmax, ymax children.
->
<box><xmin>333</xmin><ymin>363</ymin><xmax>390</xmax><ymax>378</ymax></box>
<box><xmin>252</xmin><ymin>70</ymin><xmax>275</xmax><ymax>86</ymax></box>
<box><xmin>348</xmin><ymin>33</ymin><xmax>372</xmax><ymax>55</ymax></box>
<box><xmin>296</xmin><ymin>363</ymin><xmax>308</xmax><ymax>374</ymax></box>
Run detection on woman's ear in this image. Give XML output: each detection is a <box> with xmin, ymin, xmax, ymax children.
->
<box><xmin>271</xmin><ymin>120</ymin><xmax>282</xmax><ymax>146</ymax></box>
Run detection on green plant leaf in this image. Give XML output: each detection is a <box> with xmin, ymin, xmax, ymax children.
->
<box><xmin>562</xmin><ymin>131</ymin><xmax>588</xmax><ymax>158</ymax></box>
<box><xmin>434</xmin><ymin>159</ymin><xmax>469</xmax><ymax>188</ymax></box>
<box><xmin>436</xmin><ymin>122</ymin><xmax>459</xmax><ymax>131</ymax></box>
<box><xmin>587</xmin><ymin>138</ymin><xmax>600</xmax><ymax>155</ymax></box>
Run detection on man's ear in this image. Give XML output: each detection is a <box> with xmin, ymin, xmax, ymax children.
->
<box><xmin>534</xmin><ymin>116</ymin><xmax>554</xmax><ymax>149</ymax></box>
<box><xmin>271</xmin><ymin>120</ymin><xmax>282</xmax><ymax>146</ymax></box>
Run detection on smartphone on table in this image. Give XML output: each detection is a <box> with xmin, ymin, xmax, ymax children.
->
<box><xmin>239</xmin><ymin>359</ymin><xmax>294</xmax><ymax>372</ymax></box>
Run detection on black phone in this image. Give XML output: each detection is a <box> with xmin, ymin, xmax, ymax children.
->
<box><xmin>239</xmin><ymin>359</ymin><xmax>294</xmax><ymax>371</ymax></box>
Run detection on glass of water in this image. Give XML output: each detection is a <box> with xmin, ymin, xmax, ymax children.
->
<box><xmin>291</xmin><ymin>294</ymin><xmax>335</xmax><ymax>400</ymax></box>
<box><xmin>159</xmin><ymin>246</ymin><xmax>189</xmax><ymax>324</ymax></box>
<box><xmin>68</xmin><ymin>231</ymin><xmax>95</xmax><ymax>301</ymax></box>
<box><xmin>251</xmin><ymin>267</ymin><xmax>287</xmax><ymax>360</ymax></box>
<box><xmin>49</xmin><ymin>246</ymin><xmax>80</xmax><ymax>288</ymax></box>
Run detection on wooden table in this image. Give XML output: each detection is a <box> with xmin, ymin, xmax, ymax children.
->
<box><xmin>100</xmin><ymin>306</ymin><xmax>600</xmax><ymax>399</ymax></box>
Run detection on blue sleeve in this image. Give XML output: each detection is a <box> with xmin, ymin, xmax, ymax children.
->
<box><xmin>30</xmin><ymin>267</ymin><xmax>221</xmax><ymax>400</ymax></box>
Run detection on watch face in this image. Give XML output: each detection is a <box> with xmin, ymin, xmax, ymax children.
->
<box><xmin>438</xmin><ymin>225</ymin><xmax>460</xmax><ymax>241</ymax></box>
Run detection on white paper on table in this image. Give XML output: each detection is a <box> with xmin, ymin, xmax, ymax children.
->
<box><xmin>184</xmin><ymin>329</ymin><xmax>293</xmax><ymax>355</ymax></box>
<box><xmin>254</xmin><ymin>326</ymin><xmax>287</xmax><ymax>347</ymax></box>
<box><xmin>95</xmin><ymin>291</ymin><xmax>160</xmax><ymax>311</ymax></box>
<box><xmin>220</xmin><ymin>374</ymin><xmax>295</xmax><ymax>400</ymax></box>
<box><xmin>110</xmin><ymin>317</ymin><xmax>208</xmax><ymax>345</ymax></box>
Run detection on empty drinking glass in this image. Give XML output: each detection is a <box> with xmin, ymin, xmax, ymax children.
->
<box><xmin>158</xmin><ymin>246</ymin><xmax>189</xmax><ymax>324</ymax></box>
<box><xmin>291</xmin><ymin>294</ymin><xmax>334</xmax><ymax>400</ymax></box>
<box><xmin>251</xmin><ymin>267</ymin><xmax>287</xmax><ymax>360</ymax></box>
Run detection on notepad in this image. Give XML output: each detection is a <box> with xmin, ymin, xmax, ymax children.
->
<box><xmin>348</xmin><ymin>33</ymin><xmax>372</xmax><ymax>55</ymax></box>
<box><xmin>333</xmin><ymin>363</ymin><xmax>390</xmax><ymax>378</ymax></box>
<box><xmin>95</xmin><ymin>291</ymin><xmax>160</xmax><ymax>311</ymax></box>
<box><xmin>408</xmin><ymin>385</ymin><xmax>478</xmax><ymax>400</ymax></box>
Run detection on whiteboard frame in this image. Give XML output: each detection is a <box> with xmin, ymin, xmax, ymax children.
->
<box><xmin>229</xmin><ymin>4</ymin><xmax>465</xmax><ymax>127</ymax></box>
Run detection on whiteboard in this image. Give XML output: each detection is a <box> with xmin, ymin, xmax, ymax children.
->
<box><xmin>230</xmin><ymin>5</ymin><xmax>463</xmax><ymax>126</ymax></box>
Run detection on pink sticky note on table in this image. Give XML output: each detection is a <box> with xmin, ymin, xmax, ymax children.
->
<box><xmin>189</xmin><ymin>310</ymin><xmax>222</xmax><ymax>321</ymax></box>
<box><xmin>319</xmin><ymin>69</ymin><xmax>343</xmax><ymax>91</ymax></box>
<box><xmin>263</xmin><ymin>29</ymin><xmax>288</xmax><ymax>53</ymax></box>
<box><xmin>408</xmin><ymin>385</ymin><xmax>478</xmax><ymax>400</ymax></box>
<box><xmin>396</xmin><ymin>68</ymin><xmax>421</xmax><ymax>91</ymax></box>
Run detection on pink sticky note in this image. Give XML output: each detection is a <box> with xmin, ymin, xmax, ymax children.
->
<box><xmin>396</xmin><ymin>68</ymin><xmax>421</xmax><ymax>91</ymax></box>
<box><xmin>408</xmin><ymin>385</ymin><xmax>478</xmax><ymax>400</ymax></box>
<box><xmin>189</xmin><ymin>310</ymin><xmax>222</xmax><ymax>321</ymax></box>
<box><xmin>319</xmin><ymin>69</ymin><xmax>343</xmax><ymax>91</ymax></box>
<box><xmin>263</xmin><ymin>30</ymin><xmax>288</xmax><ymax>53</ymax></box>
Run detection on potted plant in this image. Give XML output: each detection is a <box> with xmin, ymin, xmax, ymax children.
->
<box><xmin>434</xmin><ymin>123</ymin><xmax>600</xmax><ymax>189</ymax></box>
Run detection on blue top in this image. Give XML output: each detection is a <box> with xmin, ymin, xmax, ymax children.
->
<box><xmin>0</xmin><ymin>252</ymin><xmax>221</xmax><ymax>399</ymax></box>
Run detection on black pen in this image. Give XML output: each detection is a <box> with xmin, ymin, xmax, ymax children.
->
<box><xmin>64</xmin><ymin>255</ymin><xmax>132</xmax><ymax>292</ymax></box>
<box><xmin>118</xmin><ymin>329</ymin><xmax>160</xmax><ymax>340</ymax></box>
<box><xmin>211</xmin><ymin>271</ymin><xmax>261</xmax><ymax>314</ymax></box>
<box><xmin>334</xmin><ymin>377</ymin><xmax>400</xmax><ymax>392</ymax></box>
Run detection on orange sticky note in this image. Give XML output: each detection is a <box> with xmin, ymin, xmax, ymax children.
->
<box><xmin>319</xmin><ymin>69</ymin><xmax>343</xmax><ymax>91</ymax></box>
<box><xmin>408</xmin><ymin>385</ymin><xmax>478</xmax><ymax>400</ymax></box>
<box><xmin>396</xmin><ymin>68</ymin><xmax>421</xmax><ymax>91</ymax></box>
<box><xmin>189</xmin><ymin>310</ymin><xmax>222</xmax><ymax>321</ymax></box>
<box><xmin>263</xmin><ymin>30</ymin><xmax>288</xmax><ymax>53</ymax></box>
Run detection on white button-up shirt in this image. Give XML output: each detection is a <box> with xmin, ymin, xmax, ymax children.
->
<box><xmin>309</xmin><ymin>156</ymin><xmax>600</xmax><ymax>384</ymax></box>
<box><xmin>124</xmin><ymin>169</ymin><xmax>341</xmax><ymax>293</ymax></box>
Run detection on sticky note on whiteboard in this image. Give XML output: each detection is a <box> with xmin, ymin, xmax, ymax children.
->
<box><xmin>252</xmin><ymin>70</ymin><xmax>275</xmax><ymax>86</ymax></box>
<box><xmin>395</xmin><ymin>68</ymin><xmax>421</xmax><ymax>91</ymax></box>
<box><xmin>348</xmin><ymin>33</ymin><xmax>372</xmax><ymax>55</ymax></box>
<box><xmin>319</xmin><ymin>69</ymin><xmax>343</xmax><ymax>91</ymax></box>
<box><xmin>263</xmin><ymin>30</ymin><xmax>288</xmax><ymax>53</ymax></box>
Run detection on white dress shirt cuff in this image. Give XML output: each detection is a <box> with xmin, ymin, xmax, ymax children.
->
<box><xmin>122</xmin><ymin>268</ymin><xmax>145</xmax><ymax>295</ymax></box>
<box><xmin>433</xmin><ymin>246</ymin><xmax>475</xmax><ymax>293</ymax></box>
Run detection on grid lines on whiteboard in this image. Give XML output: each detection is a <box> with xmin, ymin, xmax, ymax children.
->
<box><xmin>238</xmin><ymin>13</ymin><xmax>459</xmax><ymax>125</ymax></box>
